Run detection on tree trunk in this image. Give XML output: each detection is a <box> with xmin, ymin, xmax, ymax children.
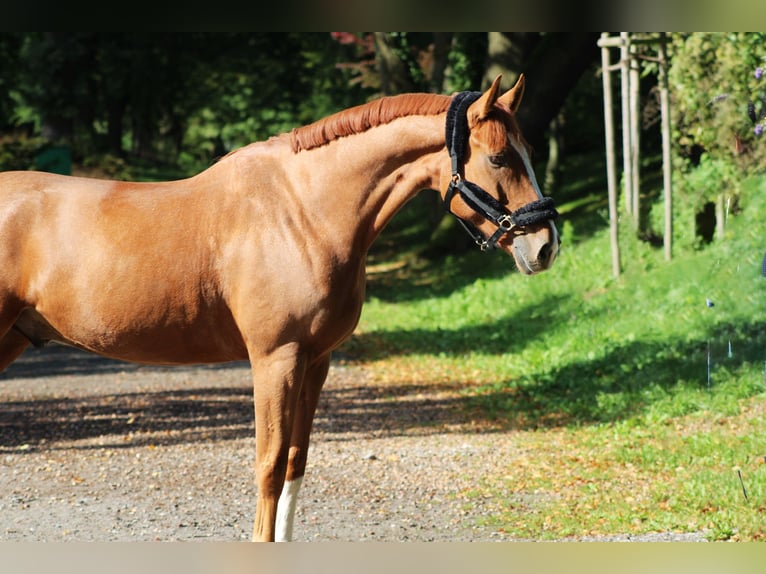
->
<box><xmin>482</xmin><ymin>32</ymin><xmax>540</xmax><ymax>89</ymax></box>
<box><xmin>429</xmin><ymin>33</ymin><xmax>453</xmax><ymax>93</ymax></box>
<box><xmin>516</xmin><ymin>33</ymin><xmax>600</xmax><ymax>151</ymax></box>
<box><xmin>544</xmin><ymin>111</ymin><xmax>564</xmax><ymax>194</ymax></box>
<box><xmin>374</xmin><ymin>33</ymin><xmax>415</xmax><ymax>95</ymax></box>
<box><xmin>106</xmin><ymin>98</ymin><xmax>126</xmax><ymax>156</ymax></box>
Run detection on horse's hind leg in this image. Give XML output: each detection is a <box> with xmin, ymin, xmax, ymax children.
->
<box><xmin>0</xmin><ymin>328</ymin><xmax>29</xmax><ymax>372</ymax></box>
<box><xmin>275</xmin><ymin>354</ymin><xmax>330</xmax><ymax>542</ymax></box>
<box><xmin>0</xmin><ymin>302</ymin><xmax>30</xmax><ymax>372</ymax></box>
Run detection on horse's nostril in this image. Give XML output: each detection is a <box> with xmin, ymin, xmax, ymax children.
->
<box><xmin>538</xmin><ymin>241</ymin><xmax>552</xmax><ymax>263</ymax></box>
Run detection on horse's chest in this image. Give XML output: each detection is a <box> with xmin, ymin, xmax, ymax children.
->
<box><xmin>307</xmin><ymin>266</ymin><xmax>366</xmax><ymax>345</ymax></box>
<box><xmin>229</xmin><ymin>236</ymin><xmax>368</xmax><ymax>355</ymax></box>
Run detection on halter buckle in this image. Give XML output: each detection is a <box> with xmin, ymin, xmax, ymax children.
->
<box><xmin>497</xmin><ymin>214</ymin><xmax>514</xmax><ymax>231</ymax></box>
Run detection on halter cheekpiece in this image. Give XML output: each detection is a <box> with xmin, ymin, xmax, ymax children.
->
<box><xmin>444</xmin><ymin>91</ymin><xmax>558</xmax><ymax>251</ymax></box>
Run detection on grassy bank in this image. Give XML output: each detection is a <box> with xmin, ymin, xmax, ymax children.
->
<box><xmin>341</xmin><ymin>174</ymin><xmax>766</xmax><ymax>540</ymax></box>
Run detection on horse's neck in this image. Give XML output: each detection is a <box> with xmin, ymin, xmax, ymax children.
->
<box><xmin>302</xmin><ymin>115</ymin><xmax>446</xmax><ymax>255</ymax></box>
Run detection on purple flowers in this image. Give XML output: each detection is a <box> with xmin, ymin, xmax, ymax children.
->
<box><xmin>751</xmin><ymin>64</ymin><xmax>765</xmax><ymax>134</ymax></box>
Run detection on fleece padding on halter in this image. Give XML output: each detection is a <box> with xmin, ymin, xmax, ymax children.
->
<box><xmin>445</xmin><ymin>91</ymin><xmax>481</xmax><ymax>175</ymax></box>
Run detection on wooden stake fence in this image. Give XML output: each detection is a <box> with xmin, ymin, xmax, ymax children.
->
<box><xmin>597</xmin><ymin>32</ymin><xmax>673</xmax><ymax>277</ymax></box>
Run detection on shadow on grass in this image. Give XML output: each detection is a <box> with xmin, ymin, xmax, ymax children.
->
<box><xmin>366</xmin><ymin>233</ymin><xmax>523</xmax><ymax>305</ymax></box>
<box><xmin>1</xmin><ymin>321</ymin><xmax>762</xmax><ymax>453</ymax></box>
<box><xmin>342</xmin><ymin>294</ymin><xmax>574</xmax><ymax>359</ymax></box>
<box><xmin>469</xmin><ymin>320</ymin><xmax>766</xmax><ymax>428</ymax></box>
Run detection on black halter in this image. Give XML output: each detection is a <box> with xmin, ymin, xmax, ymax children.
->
<box><xmin>444</xmin><ymin>91</ymin><xmax>558</xmax><ymax>251</ymax></box>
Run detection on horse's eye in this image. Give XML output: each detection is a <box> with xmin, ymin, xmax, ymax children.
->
<box><xmin>488</xmin><ymin>153</ymin><xmax>508</xmax><ymax>167</ymax></box>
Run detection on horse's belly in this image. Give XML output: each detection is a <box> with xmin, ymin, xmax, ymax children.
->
<box><xmin>15</xmin><ymin>307</ymin><xmax>248</xmax><ymax>366</ymax></box>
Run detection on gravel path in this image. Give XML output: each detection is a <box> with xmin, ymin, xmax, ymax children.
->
<box><xmin>0</xmin><ymin>345</ymin><xmax>706</xmax><ymax>542</ymax></box>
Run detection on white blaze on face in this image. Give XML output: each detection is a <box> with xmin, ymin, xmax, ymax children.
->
<box><xmin>510</xmin><ymin>136</ymin><xmax>560</xmax><ymax>246</ymax></box>
<box><xmin>510</xmin><ymin>136</ymin><xmax>543</xmax><ymax>200</ymax></box>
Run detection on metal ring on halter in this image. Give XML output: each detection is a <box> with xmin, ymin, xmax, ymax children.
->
<box><xmin>497</xmin><ymin>214</ymin><xmax>514</xmax><ymax>231</ymax></box>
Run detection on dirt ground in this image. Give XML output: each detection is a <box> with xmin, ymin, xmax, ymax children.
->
<box><xmin>0</xmin><ymin>345</ymin><xmax>706</xmax><ymax>542</ymax></box>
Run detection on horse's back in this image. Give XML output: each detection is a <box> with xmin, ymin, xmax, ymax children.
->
<box><xmin>0</xmin><ymin>171</ymin><xmax>114</xmax><ymax>240</ymax></box>
<box><xmin>0</xmin><ymin>169</ymin><xmax>244</xmax><ymax>362</ymax></box>
<box><xmin>0</xmin><ymin>172</ymin><xmax>69</xmax><ymax>293</ymax></box>
<box><xmin>0</xmin><ymin>170</ymin><xmax>115</xmax><ymax>200</ymax></box>
<box><xmin>0</xmin><ymin>171</ymin><xmax>114</xmax><ymax>284</ymax></box>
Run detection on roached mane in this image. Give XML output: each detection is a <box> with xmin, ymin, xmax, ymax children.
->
<box><xmin>290</xmin><ymin>92</ymin><xmax>452</xmax><ymax>152</ymax></box>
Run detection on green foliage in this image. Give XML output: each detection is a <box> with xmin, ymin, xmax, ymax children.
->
<box><xmin>0</xmin><ymin>33</ymin><xmax>376</xmax><ymax>165</ymax></box>
<box><xmin>80</xmin><ymin>153</ymin><xmax>133</xmax><ymax>180</ymax></box>
<box><xmin>669</xmin><ymin>33</ymin><xmax>766</xmax><ymax>178</ymax></box>
<box><xmin>639</xmin><ymin>33</ymin><xmax>766</xmax><ymax>252</ymax></box>
<box><xmin>0</xmin><ymin>34</ymin><xmax>23</xmax><ymax>130</ymax></box>
<box><xmin>385</xmin><ymin>32</ymin><xmax>428</xmax><ymax>90</ymax></box>
<box><xmin>445</xmin><ymin>33</ymin><xmax>488</xmax><ymax>93</ymax></box>
<box><xmin>0</xmin><ymin>132</ymin><xmax>45</xmax><ymax>171</ymax></box>
<box><xmin>647</xmin><ymin>152</ymin><xmax>739</xmax><ymax>250</ymax></box>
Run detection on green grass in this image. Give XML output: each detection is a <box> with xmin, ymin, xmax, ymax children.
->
<box><xmin>340</xmin><ymin>170</ymin><xmax>766</xmax><ymax>541</ymax></box>
<box><xmin>468</xmin><ymin>404</ymin><xmax>766</xmax><ymax>541</ymax></box>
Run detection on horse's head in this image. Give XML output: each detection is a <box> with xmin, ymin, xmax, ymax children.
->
<box><xmin>443</xmin><ymin>74</ymin><xmax>559</xmax><ymax>275</ymax></box>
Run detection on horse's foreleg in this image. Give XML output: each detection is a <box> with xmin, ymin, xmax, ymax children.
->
<box><xmin>251</xmin><ymin>343</ymin><xmax>307</xmax><ymax>542</ymax></box>
<box><xmin>275</xmin><ymin>354</ymin><xmax>330</xmax><ymax>542</ymax></box>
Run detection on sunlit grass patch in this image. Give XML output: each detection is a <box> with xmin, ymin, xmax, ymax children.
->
<box><xmin>473</xmin><ymin>397</ymin><xmax>766</xmax><ymax>541</ymax></box>
<box><xmin>340</xmin><ymin>172</ymin><xmax>766</xmax><ymax>539</ymax></box>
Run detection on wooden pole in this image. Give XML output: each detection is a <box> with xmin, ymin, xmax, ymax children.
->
<box><xmin>601</xmin><ymin>33</ymin><xmax>621</xmax><ymax>277</ymax></box>
<box><xmin>629</xmin><ymin>40</ymin><xmax>641</xmax><ymax>228</ymax></box>
<box><xmin>716</xmin><ymin>193</ymin><xmax>726</xmax><ymax>240</ymax></box>
<box><xmin>620</xmin><ymin>32</ymin><xmax>633</xmax><ymax>219</ymax></box>
<box><xmin>658</xmin><ymin>33</ymin><xmax>673</xmax><ymax>261</ymax></box>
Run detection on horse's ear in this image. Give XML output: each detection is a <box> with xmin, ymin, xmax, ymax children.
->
<box><xmin>468</xmin><ymin>74</ymin><xmax>503</xmax><ymax>124</ymax></box>
<box><xmin>497</xmin><ymin>73</ymin><xmax>525</xmax><ymax>114</ymax></box>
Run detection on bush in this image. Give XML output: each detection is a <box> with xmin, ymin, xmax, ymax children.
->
<box><xmin>0</xmin><ymin>132</ymin><xmax>45</xmax><ymax>171</ymax></box>
<box><xmin>670</xmin><ymin>33</ymin><xmax>766</xmax><ymax>179</ymax></box>
<box><xmin>664</xmin><ymin>33</ymin><xmax>766</xmax><ymax>248</ymax></box>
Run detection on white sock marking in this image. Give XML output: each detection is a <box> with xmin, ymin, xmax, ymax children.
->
<box><xmin>275</xmin><ymin>476</ymin><xmax>303</xmax><ymax>542</ymax></box>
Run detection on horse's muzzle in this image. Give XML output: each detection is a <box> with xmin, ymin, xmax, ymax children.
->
<box><xmin>510</xmin><ymin>222</ymin><xmax>559</xmax><ymax>275</ymax></box>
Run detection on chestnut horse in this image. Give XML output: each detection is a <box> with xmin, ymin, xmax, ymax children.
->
<box><xmin>0</xmin><ymin>75</ymin><xmax>558</xmax><ymax>541</ymax></box>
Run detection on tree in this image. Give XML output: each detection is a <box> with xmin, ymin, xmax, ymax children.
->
<box><xmin>1</xmin><ymin>33</ymin><xmax>375</xmax><ymax>167</ymax></box>
<box><xmin>1</xmin><ymin>33</ymin><xmax>601</xmax><ymax>182</ymax></box>
<box><xmin>514</xmin><ymin>33</ymin><xmax>601</xmax><ymax>152</ymax></box>
<box><xmin>0</xmin><ymin>34</ymin><xmax>23</xmax><ymax>131</ymax></box>
<box><xmin>481</xmin><ymin>32</ymin><xmax>540</xmax><ymax>90</ymax></box>
<box><xmin>665</xmin><ymin>32</ymin><xmax>766</xmax><ymax>247</ymax></box>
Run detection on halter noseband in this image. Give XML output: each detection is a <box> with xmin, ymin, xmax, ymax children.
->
<box><xmin>444</xmin><ymin>91</ymin><xmax>558</xmax><ymax>251</ymax></box>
